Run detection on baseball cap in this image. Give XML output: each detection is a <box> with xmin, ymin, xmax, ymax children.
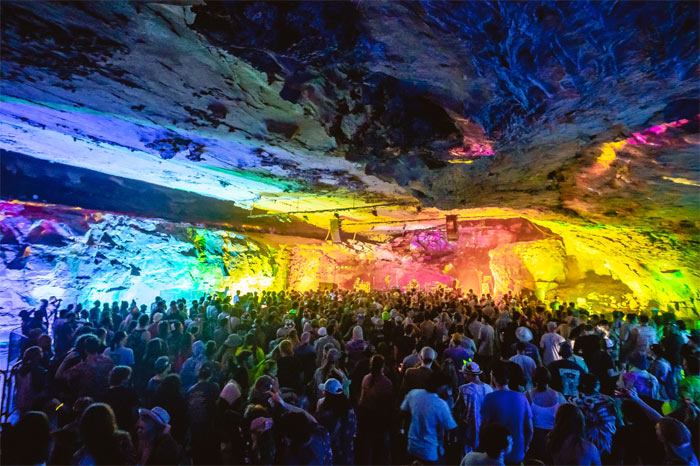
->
<box><xmin>320</xmin><ymin>378</ymin><xmax>343</xmax><ymax>395</ymax></box>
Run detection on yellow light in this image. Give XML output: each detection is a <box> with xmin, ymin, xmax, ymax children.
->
<box><xmin>663</xmin><ymin>176</ymin><xmax>700</xmax><ymax>187</ymax></box>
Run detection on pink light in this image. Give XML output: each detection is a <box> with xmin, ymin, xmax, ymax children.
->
<box><xmin>626</xmin><ymin>117</ymin><xmax>696</xmax><ymax>145</ymax></box>
<box><xmin>646</xmin><ymin>125</ymin><xmax>668</xmax><ymax>135</ymax></box>
<box><xmin>449</xmin><ymin>118</ymin><xmax>495</xmax><ymax>159</ymax></box>
<box><xmin>448</xmin><ymin>144</ymin><xmax>494</xmax><ymax>158</ymax></box>
<box><xmin>627</xmin><ymin>133</ymin><xmax>648</xmax><ymax>145</ymax></box>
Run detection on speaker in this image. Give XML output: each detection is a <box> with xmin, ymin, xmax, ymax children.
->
<box><xmin>446</xmin><ymin>215</ymin><xmax>459</xmax><ymax>241</ymax></box>
<box><xmin>330</xmin><ymin>218</ymin><xmax>342</xmax><ymax>243</ymax></box>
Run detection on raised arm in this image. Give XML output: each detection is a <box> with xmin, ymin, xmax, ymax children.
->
<box><xmin>617</xmin><ymin>387</ymin><xmax>661</xmax><ymax>421</ymax></box>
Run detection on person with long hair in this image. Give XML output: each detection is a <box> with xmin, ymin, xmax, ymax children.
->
<box><xmin>357</xmin><ymin>354</ymin><xmax>394</xmax><ymax>464</ymax></box>
<box><xmin>104</xmin><ymin>331</ymin><xmax>135</xmax><ymax>367</ymax></box>
<box><xmin>3</xmin><ymin>411</ymin><xmax>52</xmax><ymax>465</ymax></box>
<box><xmin>526</xmin><ymin>366</ymin><xmax>566</xmax><ymax>462</ymax></box>
<box><xmin>73</xmin><ymin>403</ymin><xmax>135</xmax><ymax>465</ymax></box>
<box><xmin>655</xmin><ymin>417</ymin><xmax>699</xmax><ymax>466</ymax></box>
<box><xmin>135</xmin><ymin>337</ymin><xmax>167</xmax><ymax>392</ymax></box>
<box><xmin>316</xmin><ymin>378</ymin><xmax>357</xmax><ymax>465</ymax></box>
<box><xmin>547</xmin><ymin>404</ymin><xmax>601</xmax><ymax>465</ymax></box>
<box><xmin>313</xmin><ymin>348</ymin><xmax>348</xmax><ymax>401</ymax></box>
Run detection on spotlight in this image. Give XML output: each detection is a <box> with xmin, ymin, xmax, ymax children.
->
<box><xmin>371</xmin><ymin>208</ymin><xmax>378</xmax><ymax>216</ymax></box>
<box><xmin>334</xmin><ymin>212</ymin><xmax>340</xmax><ymax>219</ymax></box>
<box><xmin>416</xmin><ymin>205</ymin><xmax>422</xmax><ymax>213</ymax></box>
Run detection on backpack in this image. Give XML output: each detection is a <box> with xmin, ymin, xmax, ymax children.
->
<box><xmin>126</xmin><ymin>329</ymin><xmax>147</xmax><ymax>362</ymax></box>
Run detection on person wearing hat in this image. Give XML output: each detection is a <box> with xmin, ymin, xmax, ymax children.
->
<box><xmin>622</xmin><ymin>351</ymin><xmax>660</xmax><ymax>399</ymax></box>
<box><xmin>136</xmin><ymin>406</ymin><xmax>180</xmax><ymax>465</ymax></box>
<box><xmin>147</xmin><ymin>313</ymin><xmax>164</xmax><ymax>339</ymax></box>
<box><xmin>455</xmin><ymin>362</ymin><xmax>493</xmax><ymax>455</ymax></box>
<box><xmin>317</xmin><ymin>378</ymin><xmax>358</xmax><ymax>465</ymax></box>
<box><xmin>547</xmin><ymin>342</ymin><xmax>587</xmax><ymax>398</ymax></box>
<box><xmin>510</xmin><ymin>326</ymin><xmax>542</xmax><ymax>366</ymax></box>
<box><xmin>380</xmin><ymin>311</ymin><xmax>396</xmax><ymax>346</ymax></box>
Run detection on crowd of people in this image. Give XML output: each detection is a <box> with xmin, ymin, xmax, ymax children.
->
<box><xmin>3</xmin><ymin>286</ymin><xmax>699</xmax><ymax>465</ymax></box>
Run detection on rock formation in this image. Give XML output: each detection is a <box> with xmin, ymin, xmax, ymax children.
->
<box><xmin>0</xmin><ymin>2</ymin><xmax>698</xmax><ymax>323</ymax></box>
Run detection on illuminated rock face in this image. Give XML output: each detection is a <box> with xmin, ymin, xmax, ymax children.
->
<box><xmin>0</xmin><ymin>202</ymin><xmax>280</xmax><ymax>333</ymax></box>
<box><xmin>1</xmin><ymin>202</ymin><xmax>699</xmax><ymax>334</ymax></box>
<box><xmin>489</xmin><ymin>238</ymin><xmax>568</xmax><ymax>298</ymax></box>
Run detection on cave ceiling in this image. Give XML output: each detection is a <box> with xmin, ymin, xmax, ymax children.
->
<box><xmin>1</xmin><ymin>1</ymin><xmax>698</xmax><ymax>239</ymax></box>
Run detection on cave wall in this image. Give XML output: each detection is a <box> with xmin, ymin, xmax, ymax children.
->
<box><xmin>0</xmin><ymin>201</ymin><xmax>282</xmax><ymax>333</ymax></box>
<box><xmin>1</xmin><ymin>201</ymin><xmax>698</xmax><ymax>336</ymax></box>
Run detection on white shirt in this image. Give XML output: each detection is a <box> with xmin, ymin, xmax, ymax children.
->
<box><xmin>401</xmin><ymin>389</ymin><xmax>457</xmax><ymax>462</ymax></box>
<box><xmin>540</xmin><ymin>332</ymin><xmax>565</xmax><ymax>366</ymax></box>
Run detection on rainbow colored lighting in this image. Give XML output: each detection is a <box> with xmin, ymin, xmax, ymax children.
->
<box><xmin>591</xmin><ymin>116</ymin><xmax>697</xmax><ymax>176</ymax></box>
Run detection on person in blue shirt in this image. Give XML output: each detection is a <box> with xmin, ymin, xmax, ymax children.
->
<box><xmin>481</xmin><ymin>361</ymin><xmax>533</xmax><ymax>464</ymax></box>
